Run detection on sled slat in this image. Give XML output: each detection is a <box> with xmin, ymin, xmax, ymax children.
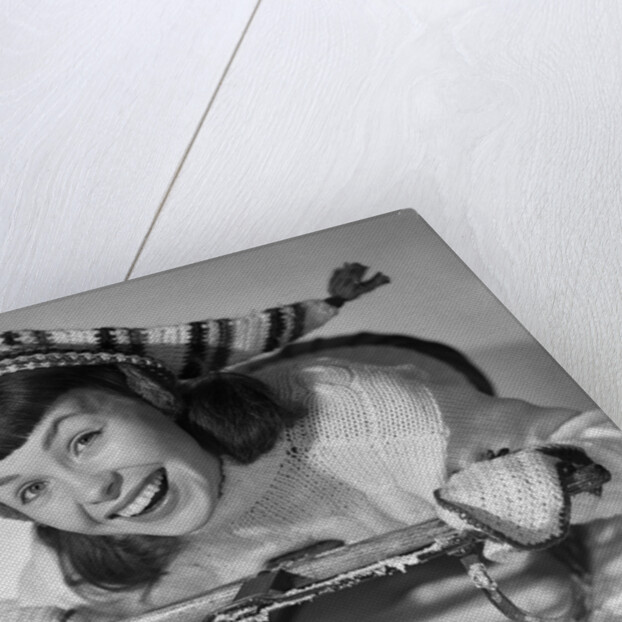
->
<box><xmin>124</xmin><ymin>519</ymin><xmax>457</xmax><ymax>622</ymax></box>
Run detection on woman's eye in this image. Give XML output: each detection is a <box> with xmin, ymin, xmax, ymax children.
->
<box><xmin>20</xmin><ymin>481</ymin><xmax>47</xmax><ymax>505</ymax></box>
<box><xmin>72</xmin><ymin>431</ymin><xmax>101</xmax><ymax>455</ymax></box>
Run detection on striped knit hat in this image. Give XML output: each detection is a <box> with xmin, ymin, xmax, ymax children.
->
<box><xmin>0</xmin><ymin>301</ymin><xmax>333</xmax><ymax>388</ymax></box>
<box><xmin>0</xmin><ymin>263</ymin><xmax>389</xmax><ymax>384</ymax></box>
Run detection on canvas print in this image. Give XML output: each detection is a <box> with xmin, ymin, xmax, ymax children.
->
<box><xmin>0</xmin><ymin>210</ymin><xmax>620</xmax><ymax>622</ymax></box>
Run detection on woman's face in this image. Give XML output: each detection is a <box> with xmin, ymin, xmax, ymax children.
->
<box><xmin>0</xmin><ymin>388</ymin><xmax>222</xmax><ymax>536</ymax></box>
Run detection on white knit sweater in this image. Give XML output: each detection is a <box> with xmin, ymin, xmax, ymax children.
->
<box><xmin>178</xmin><ymin>360</ymin><xmax>450</xmax><ymax>582</ymax></box>
<box><xmin>13</xmin><ymin>357</ymin><xmax>622</xmax><ymax>621</ymax></box>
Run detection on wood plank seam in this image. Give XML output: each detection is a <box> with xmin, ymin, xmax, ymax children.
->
<box><xmin>124</xmin><ymin>0</ymin><xmax>266</xmax><ymax>282</ymax></box>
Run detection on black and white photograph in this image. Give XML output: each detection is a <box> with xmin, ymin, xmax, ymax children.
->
<box><xmin>2</xmin><ymin>3</ymin><xmax>622</xmax><ymax>622</ymax></box>
<box><xmin>0</xmin><ymin>212</ymin><xmax>620</xmax><ymax>622</ymax></box>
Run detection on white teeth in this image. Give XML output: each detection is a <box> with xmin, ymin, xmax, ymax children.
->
<box><xmin>116</xmin><ymin>472</ymin><xmax>164</xmax><ymax>518</ymax></box>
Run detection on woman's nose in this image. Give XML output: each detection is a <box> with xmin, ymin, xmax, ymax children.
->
<box><xmin>70</xmin><ymin>471</ymin><xmax>122</xmax><ymax>505</ymax></box>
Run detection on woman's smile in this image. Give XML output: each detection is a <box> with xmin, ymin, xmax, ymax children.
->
<box><xmin>109</xmin><ymin>467</ymin><xmax>168</xmax><ymax>519</ymax></box>
<box><xmin>0</xmin><ymin>389</ymin><xmax>223</xmax><ymax>536</ymax></box>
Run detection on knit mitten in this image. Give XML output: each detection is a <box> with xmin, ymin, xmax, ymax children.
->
<box><xmin>434</xmin><ymin>445</ymin><xmax>610</xmax><ymax>551</ymax></box>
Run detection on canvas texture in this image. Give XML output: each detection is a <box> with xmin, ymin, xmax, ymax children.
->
<box><xmin>0</xmin><ymin>212</ymin><xmax>620</xmax><ymax>622</ymax></box>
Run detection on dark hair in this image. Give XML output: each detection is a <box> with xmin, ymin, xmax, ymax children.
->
<box><xmin>0</xmin><ymin>366</ymin><xmax>140</xmax><ymax>461</ymax></box>
<box><xmin>0</xmin><ymin>365</ymin><xmax>298</xmax><ymax>593</ymax></box>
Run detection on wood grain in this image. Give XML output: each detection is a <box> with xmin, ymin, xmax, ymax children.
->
<box><xmin>132</xmin><ymin>0</ymin><xmax>622</xmax><ymax>418</ymax></box>
<box><xmin>0</xmin><ymin>0</ymin><xmax>257</xmax><ymax>312</ymax></box>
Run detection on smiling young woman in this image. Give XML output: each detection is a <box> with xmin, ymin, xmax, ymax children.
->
<box><xmin>1</xmin><ymin>265</ymin><xmax>622</xmax><ymax>622</ymax></box>
<box><xmin>0</xmin><ymin>383</ymin><xmax>222</xmax><ymax>537</ymax></box>
<box><xmin>0</xmin><ymin>362</ymin><xmax>301</xmax><ymax>605</ymax></box>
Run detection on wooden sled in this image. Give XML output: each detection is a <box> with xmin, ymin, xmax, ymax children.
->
<box><xmin>124</xmin><ymin>334</ymin><xmax>605</xmax><ymax>622</ymax></box>
<box><xmin>121</xmin><ymin>465</ymin><xmax>605</xmax><ymax>622</ymax></box>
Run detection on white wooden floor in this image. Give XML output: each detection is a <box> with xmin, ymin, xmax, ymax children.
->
<box><xmin>1</xmin><ymin>1</ymin><xmax>621</xmax><ymax>416</ymax></box>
